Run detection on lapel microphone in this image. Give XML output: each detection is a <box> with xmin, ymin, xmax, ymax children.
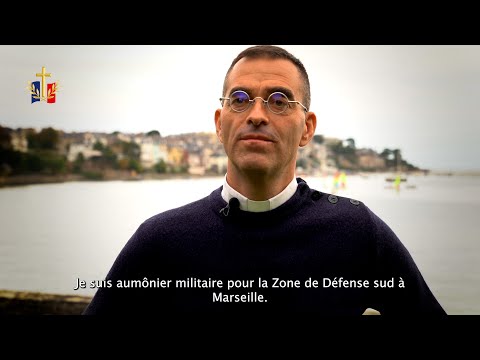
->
<box><xmin>220</xmin><ymin>197</ymin><xmax>240</xmax><ymax>217</ymax></box>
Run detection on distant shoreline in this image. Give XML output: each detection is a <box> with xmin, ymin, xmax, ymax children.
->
<box><xmin>1</xmin><ymin>170</ymin><xmax>479</xmax><ymax>189</ymax></box>
<box><xmin>0</xmin><ymin>172</ymin><xmax>223</xmax><ymax>188</ymax></box>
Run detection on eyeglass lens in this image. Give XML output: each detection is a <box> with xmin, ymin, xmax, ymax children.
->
<box><xmin>230</xmin><ymin>91</ymin><xmax>289</xmax><ymax>114</ymax></box>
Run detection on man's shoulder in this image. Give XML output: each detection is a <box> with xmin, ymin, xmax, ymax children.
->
<box><xmin>305</xmin><ymin>185</ymin><xmax>401</xmax><ymax>243</ymax></box>
<box><xmin>140</xmin><ymin>187</ymin><xmax>221</xmax><ymax>229</ymax></box>
<box><xmin>307</xmin><ymin>186</ymin><xmax>369</xmax><ymax>215</ymax></box>
<box><xmin>302</xmin><ymin>184</ymin><xmax>383</xmax><ymax>229</ymax></box>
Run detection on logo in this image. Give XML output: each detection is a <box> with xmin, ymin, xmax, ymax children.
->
<box><xmin>27</xmin><ymin>66</ymin><xmax>60</xmax><ymax>104</ymax></box>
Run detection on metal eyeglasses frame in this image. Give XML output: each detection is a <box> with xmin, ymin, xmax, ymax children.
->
<box><xmin>220</xmin><ymin>90</ymin><xmax>308</xmax><ymax>114</ymax></box>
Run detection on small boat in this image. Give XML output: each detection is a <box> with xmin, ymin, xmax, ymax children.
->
<box><xmin>385</xmin><ymin>177</ymin><xmax>407</xmax><ymax>182</ymax></box>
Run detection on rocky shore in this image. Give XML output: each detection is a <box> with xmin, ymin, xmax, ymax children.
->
<box><xmin>0</xmin><ymin>289</ymin><xmax>92</xmax><ymax>315</ymax></box>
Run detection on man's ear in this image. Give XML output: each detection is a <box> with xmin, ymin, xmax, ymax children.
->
<box><xmin>299</xmin><ymin>112</ymin><xmax>317</xmax><ymax>147</ymax></box>
<box><xmin>214</xmin><ymin>109</ymin><xmax>223</xmax><ymax>143</ymax></box>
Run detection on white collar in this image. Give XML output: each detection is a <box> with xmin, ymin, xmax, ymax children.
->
<box><xmin>221</xmin><ymin>174</ymin><xmax>298</xmax><ymax>212</ymax></box>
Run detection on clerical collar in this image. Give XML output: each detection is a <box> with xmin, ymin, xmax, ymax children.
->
<box><xmin>221</xmin><ymin>174</ymin><xmax>298</xmax><ymax>213</ymax></box>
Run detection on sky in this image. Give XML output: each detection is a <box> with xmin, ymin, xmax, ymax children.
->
<box><xmin>1</xmin><ymin>45</ymin><xmax>479</xmax><ymax>172</ymax></box>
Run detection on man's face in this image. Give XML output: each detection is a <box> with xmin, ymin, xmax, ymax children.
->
<box><xmin>215</xmin><ymin>57</ymin><xmax>315</xmax><ymax>178</ymax></box>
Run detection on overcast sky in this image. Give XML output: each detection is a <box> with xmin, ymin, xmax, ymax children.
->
<box><xmin>1</xmin><ymin>45</ymin><xmax>479</xmax><ymax>171</ymax></box>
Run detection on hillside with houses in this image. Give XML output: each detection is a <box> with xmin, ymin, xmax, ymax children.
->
<box><xmin>0</xmin><ymin>125</ymin><xmax>422</xmax><ymax>186</ymax></box>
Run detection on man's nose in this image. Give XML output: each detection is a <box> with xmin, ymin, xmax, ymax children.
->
<box><xmin>247</xmin><ymin>98</ymin><xmax>270</xmax><ymax>126</ymax></box>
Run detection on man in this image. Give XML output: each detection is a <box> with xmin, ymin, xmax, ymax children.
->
<box><xmin>83</xmin><ymin>45</ymin><xmax>446</xmax><ymax>315</ymax></box>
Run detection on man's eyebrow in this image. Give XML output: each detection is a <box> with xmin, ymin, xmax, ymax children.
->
<box><xmin>228</xmin><ymin>86</ymin><xmax>296</xmax><ymax>99</ymax></box>
<box><xmin>265</xmin><ymin>87</ymin><xmax>295</xmax><ymax>100</ymax></box>
<box><xmin>229</xmin><ymin>86</ymin><xmax>250</xmax><ymax>95</ymax></box>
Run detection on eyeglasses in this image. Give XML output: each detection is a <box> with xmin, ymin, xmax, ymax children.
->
<box><xmin>219</xmin><ymin>90</ymin><xmax>308</xmax><ymax>114</ymax></box>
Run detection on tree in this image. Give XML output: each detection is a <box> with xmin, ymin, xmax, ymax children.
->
<box><xmin>380</xmin><ymin>148</ymin><xmax>401</xmax><ymax>169</ymax></box>
<box><xmin>146</xmin><ymin>130</ymin><xmax>161</xmax><ymax>137</ymax></box>
<box><xmin>101</xmin><ymin>146</ymin><xmax>117</xmax><ymax>168</ymax></box>
<box><xmin>40</xmin><ymin>151</ymin><xmax>66</xmax><ymax>174</ymax></box>
<box><xmin>37</xmin><ymin>127</ymin><xmax>60</xmax><ymax>150</ymax></box>
<box><xmin>26</xmin><ymin>127</ymin><xmax>60</xmax><ymax>150</ymax></box>
<box><xmin>121</xmin><ymin>141</ymin><xmax>140</xmax><ymax>159</ymax></box>
<box><xmin>0</xmin><ymin>126</ymin><xmax>12</xmax><ymax>150</ymax></box>
<box><xmin>93</xmin><ymin>141</ymin><xmax>105</xmax><ymax>151</ymax></box>
<box><xmin>154</xmin><ymin>159</ymin><xmax>167</xmax><ymax>173</ymax></box>
<box><xmin>73</xmin><ymin>152</ymin><xmax>85</xmax><ymax>173</ymax></box>
<box><xmin>345</xmin><ymin>138</ymin><xmax>356</xmax><ymax>150</ymax></box>
<box><xmin>25</xmin><ymin>128</ymin><xmax>39</xmax><ymax>149</ymax></box>
<box><xmin>313</xmin><ymin>134</ymin><xmax>324</xmax><ymax>144</ymax></box>
<box><xmin>128</xmin><ymin>159</ymin><xmax>142</xmax><ymax>173</ymax></box>
<box><xmin>380</xmin><ymin>148</ymin><xmax>393</xmax><ymax>160</ymax></box>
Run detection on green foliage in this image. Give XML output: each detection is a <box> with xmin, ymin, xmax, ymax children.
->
<box><xmin>313</xmin><ymin>134</ymin><xmax>324</xmax><ymax>144</ymax></box>
<box><xmin>0</xmin><ymin>149</ymin><xmax>21</xmax><ymax>175</ymax></box>
<box><xmin>26</xmin><ymin>127</ymin><xmax>60</xmax><ymax>150</ymax></box>
<box><xmin>154</xmin><ymin>159</ymin><xmax>167</xmax><ymax>173</ymax></box>
<box><xmin>29</xmin><ymin>150</ymin><xmax>67</xmax><ymax>174</ymax></box>
<box><xmin>93</xmin><ymin>141</ymin><xmax>105</xmax><ymax>151</ymax></box>
<box><xmin>379</xmin><ymin>148</ymin><xmax>418</xmax><ymax>171</ymax></box>
<box><xmin>128</xmin><ymin>159</ymin><xmax>142</xmax><ymax>173</ymax></box>
<box><xmin>1</xmin><ymin>149</ymin><xmax>43</xmax><ymax>174</ymax></box>
<box><xmin>296</xmin><ymin>158</ymin><xmax>307</xmax><ymax>168</ymax></box>
<box><xmin>120</xmin><ymin>141</ymin><xmax>140</xmax><ymax>159</ymax></box>
<box><xmin>330</xmin><ymin>139</ymin><xmax>355</xmax><ymax>156</ymax></box>
<box><xmin>327</xmin><ymin>138</ymin><xmax>358</xmax><ymax>169</ymax></box>
<box><xmin>82</xmin><ymin>171</ymin><xmax>104</xmax><ymax>180</ymax></box>
<box><xmin>73</xmin><ymin>153</ymin><xmax>85</xmax><ymax>174</ymax></box>
<box><xmin>380</xmin><ymin>148</ymin><xmax>400</xmax><ymax>168</ymax></box>
<box><xmin>0</xmin><ymin>148</ymin><xmax>66</xmax><ymax>175</ymax></box>
<box><xmin>345</xmin><ymin>138</ymin><xmax>356</xmax><ymax>150</ymax></box>
<box><xmin>146</xmin><ymin>130</ymin><xmax>161</xmax><ymax>137</ymax></box>
<box><xmin>0</xmin><ymin>126</ymin><xmax>12</xmax><ymax>150</ymax></box>
<box><xmin>23</xmin><ymin>152</ymin><xmax>44</xmax><ymax>172</ymax></box>
<box><xmin>308</xmin><ymin>153</ymin><xmax>321</xmax><ymax>165</ymax></box>
<box><xmin>25</xmin><ymin>129</ymin><xmax>38</xmax><ymax>149</ymax></box>
<box><xmin>169</xmin><ymin>164</ymin><xmax>189</xmax><ymax>174</ymax></box>
<box><xmin>101</xmin><ymin>146</ymin><xmax>118</xmax><ymax>167</ymax></box>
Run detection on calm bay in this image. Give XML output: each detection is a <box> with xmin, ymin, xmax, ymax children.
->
<box><xmin>0</xmin><ymin>174</ymin><xmax>479</xmax><ymax>314</ymax></box>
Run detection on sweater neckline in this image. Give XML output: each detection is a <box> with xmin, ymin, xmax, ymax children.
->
<box><xmin>209</xmin><ymin>178</ymin><xmax>312</xmax><ymax>221</ymax></box>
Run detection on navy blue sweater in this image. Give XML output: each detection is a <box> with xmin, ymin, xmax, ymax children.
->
<box><xmin>83</xmin><ymin>178</ymin><xmax>446</xmax><ymax>315</ymax></box>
